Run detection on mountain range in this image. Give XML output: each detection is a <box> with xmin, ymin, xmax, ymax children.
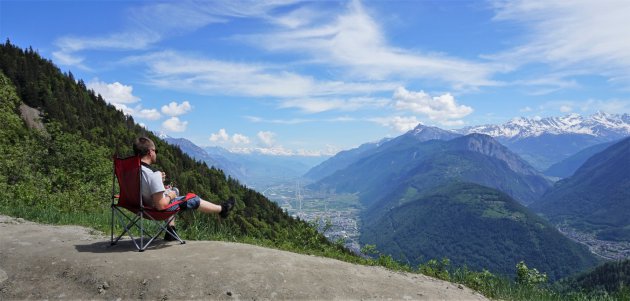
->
<box><xmin>310</xmin><ymin>125</ymin><xmax>551</xmax><ymax>208</ymax></box>
<box><xmin>307</xmin><ymin>113</ymin><xmax>630</xmax><ymax>181</ymax></box>
<box><xmin>304</xmin><ymin>125</ymin><xmax>460</xmax><ymax>183</ymax></box>
<box><xmin>165</xmin><ymin>137</ymin><xmax>326</xmax><ymax>188</ymax></box>
<box><xmin>543</xmin><ymin>140</ymin><xmax>618</xmax><ymax>178</ymax></box>
<box><xmin>458</xmin><ymin>113</ymin><xmax>630</xmax><ymax>170</ymax></box>
<box><xmin>531</xmin><ymin>137</ymin><xmax>630</xmax><ymax>242</ymax></box>
<box><xmin>305</xmin><ymin>121</ymin><xmax>630</xmax><ymax>279</ymax></box>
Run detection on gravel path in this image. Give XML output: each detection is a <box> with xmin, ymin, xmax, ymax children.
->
<box><xmin>0</xmin><ymin>215</ymin><xmax>488</xmax><ymax>300</ymax></box>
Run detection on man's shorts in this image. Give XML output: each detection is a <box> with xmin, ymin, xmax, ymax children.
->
<box><xmin>165</xmin><ymin>193</ymin><xmax>201</xmax><ymax>212</ymax></box>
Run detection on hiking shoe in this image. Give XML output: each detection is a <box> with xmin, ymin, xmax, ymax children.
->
<box><xmin>220</xmin><ymin>197</ymin><xmax>236</xmax><ymax>219</ymax></box>
<box><xmin>164</xmin><ymin>226</ymin><xmax>179</xmax><ymax>241</ymax></box>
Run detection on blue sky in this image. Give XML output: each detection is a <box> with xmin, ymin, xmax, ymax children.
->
<box><xmin>2</xmin><ymin>0</ymin><xmax>630</xmax><ymax>156</ymax></box>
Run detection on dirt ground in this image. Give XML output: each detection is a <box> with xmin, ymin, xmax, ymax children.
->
<box><xmin>0</xmin><ymin>215</ymin><xmax>488</xmax><ymax>300</ymax></box>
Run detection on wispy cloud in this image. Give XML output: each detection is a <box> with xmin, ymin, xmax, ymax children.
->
<box><xmin>247</xmin><ymin>0</ymin><xmax>498</xmax><ymax>90</ymax></box>
<box><xmin>489</xmin><ymin>0</ymin><xmax>630</xmax><ymax>87</ymax></box>
<box><xmin>52</xmin><ymin>0</ymin><xmax>301</xmax><ymax>67</ymax></box>
<box><xmin>245</xmin><ymin>115</ymin><xmax>356</xmax><ymax>124</ymax></box>
<box><xmin>278</xmin><ymin>96</ymin><xmax>389</xmax><ymax>113</ymax></box>
<box><xmin>132</xmin><ymin>50</ymin><xmax>397</xmax><ymax>112</ymax></box>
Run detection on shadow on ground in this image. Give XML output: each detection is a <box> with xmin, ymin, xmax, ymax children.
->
<box><xmin>75</xmin><ymin>239</ymin><xmax>181</xmax><ymax>253</ymax></box>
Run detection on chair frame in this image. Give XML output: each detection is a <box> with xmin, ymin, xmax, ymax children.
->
<box><xmin>110</xmin><ymin>155</ymin><xmax>186</xmax><ymax>252</ymax></box>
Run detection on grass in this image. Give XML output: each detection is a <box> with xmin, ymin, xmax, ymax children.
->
<box><xmin>2</xmin><ymin>198</ymin><xmax>629</xmax><ymax>301</ymax></box>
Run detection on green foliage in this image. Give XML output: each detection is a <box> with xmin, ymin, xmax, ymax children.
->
<box><xmin>559</xmin><ymin>259</ymin><xmax>630</xmax><ymax>295</ymax></box>
<box><xmin>3</xmin><ymin>41</ymin><xmax>629</xmax><ymax>301</ymax></box>
<box><xmin>532</xmin><ymin>136</ymin><xmax>630</xmax><ymax>241</ymax></box>
<box><xmin>361</xmin><ymin>182</ymin><xmax>599</xmax><ymax>281</ymax></box>
<box><xmin>418</xmin><ymin>258</ymin><xmax>451</xmax><ymax>280</ymax></box>
<box><xmin>0</xmin><ymin>42</ymin><xmax>356</xmax><ymax>263</ymax></box>
<box><xmin>516</xmin><ymin>261</ymin><xmax>548</xmax><ymax>289</ymax></box>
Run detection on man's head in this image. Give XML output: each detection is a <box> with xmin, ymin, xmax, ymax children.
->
<box><xmin>133</xmin><ymin>137</ymin><xmax>156</xmax><ymax>162</ymax></box>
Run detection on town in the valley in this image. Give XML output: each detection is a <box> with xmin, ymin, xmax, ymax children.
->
<box><xmin>259</xmin><ymin>180</ymin><xmax>363</xmax><ymax>254</ymax></box>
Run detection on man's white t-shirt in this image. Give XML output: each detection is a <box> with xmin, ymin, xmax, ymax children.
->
<box><xmin>140</xmin><ymin>164</ymin><xmax>165</xmax><ymax>207</ymax></box>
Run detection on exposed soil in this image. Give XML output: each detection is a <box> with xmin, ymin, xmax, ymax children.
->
<box><xmin>0</xmin><ymin>215</ymin><xmax>488</xmax><ymax>300</ymax></box>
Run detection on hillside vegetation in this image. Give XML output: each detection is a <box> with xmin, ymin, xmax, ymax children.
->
<box><xmin>532</xmin><ymin>137</ymin><xmax>630</xmax><ymax>242</ymax></box>
<box><xmin>361</xmin><ymin>182</ymin><xmax>599</xmax><ymax>281</ymax></box>
<box><xmin>543</xmin><ymin>140</ymin><xmax>617</xmax><ymax>178</ymax></box>
<box><xmin>3</xmin><ymin>41</ymin><xmax>630</xmax><ymax>301</ymax></box>
<box><xmin>0</xmin><ymin>41</ymin><xmax>352</xmax><ymax>260</ymax></box>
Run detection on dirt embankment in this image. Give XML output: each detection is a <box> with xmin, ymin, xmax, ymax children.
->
<box><xmin>0</xmin><ymin>215</ymin><xmax>487</xmax><ymax>300</ymax></box>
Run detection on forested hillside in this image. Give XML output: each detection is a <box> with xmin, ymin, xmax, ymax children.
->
<box><xmin>559</xmin><ymin>259</ymin><xmax>630</xmax><ymax>296</ymax></box>
<box><xmin>531</xmin><ymin>137</ymin><xmax>630</xmax><ymax>242</ymax></box>
<box><xmin>0</xmin><ymin>41</ymin><xmax>351</xmax><ymax>258</ymax></box>
<box><xmin>361</xmin><ymin>182</ymin><xmax>598</xmax><ymax>280</ymax></box>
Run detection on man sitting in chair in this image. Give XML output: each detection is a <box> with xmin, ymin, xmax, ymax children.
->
<box><xmin>133</xmin><ymin>137</ymin><xmax>235</xmax><ymax>241</ymax></box>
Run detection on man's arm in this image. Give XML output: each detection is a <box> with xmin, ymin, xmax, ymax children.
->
<box><xmin>152</xmin><ymin>190</ymin><xmax>177</xmax><ymax>211</ymax></box>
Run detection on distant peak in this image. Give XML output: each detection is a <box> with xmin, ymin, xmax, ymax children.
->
<box><xmin>157</xmin><ymin>131</ymin><xmax>171</xmax><ymax>139</ymax></box>
<box><xmin>458</xmin><ymin>112</ymin><xmax>630</xmax><ymax>139</ymax></box>
<box><xmin>408</xmin><ymin>123</ymin><xmax>461</xmax><ymax>142</ymax></box>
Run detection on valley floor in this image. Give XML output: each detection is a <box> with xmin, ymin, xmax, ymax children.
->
<box><xmin>559</xmin><ymin>227</ymin><xmax>630</xmax><ymax>260</ymax></box>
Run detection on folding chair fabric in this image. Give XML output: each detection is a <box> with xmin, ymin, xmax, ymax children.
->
<box><xmin>110</xmin><ymin>155</ymin><xmax>186</xmax><ymax>251</ymax></box>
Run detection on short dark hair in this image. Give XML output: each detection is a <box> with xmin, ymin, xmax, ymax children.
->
<box><xmin>133</xmin><ymin>137</ymin><xmax>155</xmax><ymax>157</ymax></box>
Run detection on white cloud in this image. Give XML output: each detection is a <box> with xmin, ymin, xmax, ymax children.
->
<box><xmin>232</xmin><ymin>133</ymin><xmax>251</xmax><ymax>144</ymax></box>
<box><xmin>136</xmin><ymin>51</ymin><xmax>397</xmax><ymax>101</ymax></box>
<box><xmin>371</xmin><ymin>116</ymin><xmax>420</xmax><ymax>132</ymax></box>
<box><xmin>52</xmin><ymin>1</ymin><xmax>300</xmax><ymax>68</ymax></box>
<box><xmin>247</xmin><ymin>0</ymin><xmax>497</xmax><ymax>90</ymax></box>
<box><xmin>490</xmin><ymin>0</ymin><xmax>630</xmax><ymax>86</ymax></box>
<box><xmin>114</xmin><ymin>104</ymin><xmax>161</xmax><ymax>120</ymax></box>
<box><xmin>246</xmin><ymin>115</ymin><xmax>358</xmax><ymax>124</ymax></box>
<box><xmin>135</xmin><ymin>108</ymin><xmax>162</xmax><ymax>120</ymax></box>
<box><xmin>87</xmin><ymin>78</ymin><xmax>164</xmax><ymax>120</ymax></box>
<box><xmin>271</xmin><ymin>5</ymin><xmax>323</xmax><ymax>28</ymax></box>
<box><xmin>209</xmin><ymin>128</ymin><xmax>230</xmax><ymax>142</ymax></box>
<box><xmin>229</xmin><ymin>145</ymin><xmax>336</xmax><ymax>157</ymax></box>
<box><xmin>393</xmin><ymin>87</ymin><xmax>473</xmax><ymax>125</ymax></box>
<box><xmin>520</xmin><ymin>106</ymin><xmax>532</xmax><ymax>112</ymax></box>
<box><xmin>162</xmin><ymin>117</ymin><xmax>188</xmax><ymax>132</ymax></box>
<box><xmin>257</xmin><ymin>131</ymin><xmax>276</xmax><ymax>147</ymax></box>
<box><xmin>209</xmin><ymin>129</ymin><xmax>250</xmax><ymax>145</ymax></box>
<box><xmin>52</xmin><ymin>51</ymin><xmax>85</xmax><ymax>67</ymax></box>
<box><xmin>278</xmin><ymin>96</ymin><xmax>389</xmax><ymax>113</ymax></box>
<box><xmin>161</xmin><ymin>101</ymin><xmax>192</xmax><ymax>116</ymax></box>
<box><xmin>87</xmin><ymin>79</ymin><xmax>140</xmax><ymax>104</ymax></box>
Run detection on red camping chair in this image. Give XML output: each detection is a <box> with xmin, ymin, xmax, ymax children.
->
<box><xmin>110</xmin><ymin>155</ymin><xmax>186</xmax><ymax>251</ymax></box>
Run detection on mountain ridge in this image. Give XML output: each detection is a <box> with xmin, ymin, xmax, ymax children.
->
<box><xmin>531</xmin><ymin>137</ymin><xmax>630</xmax><ymax>241</ymax></box>
<box><xmin>360</xmin><ymin>182</ymin><xmax>599</xmax><ymax>280</ymax></box>
<box><xmin>312</xmin><ymin>132</ymin><xmax>551</xmax><ymax>207</ymax></box>
<box><xmin>458</xmin><ymin>112</ymin><xmax>630</xmax><ymax>140</ymax></box>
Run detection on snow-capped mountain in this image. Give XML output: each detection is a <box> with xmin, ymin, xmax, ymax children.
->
<box><xmin>458</xmin><ymin>112</ymin><xmax>630</xmax><ymax>140</ymax></box>
<box><xmin>457</xmin><ymin>112</ymin><xmax>630</xmax><ymax>171</ymax></box>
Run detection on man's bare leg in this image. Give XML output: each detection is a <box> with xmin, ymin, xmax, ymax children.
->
<box><xmin>198</xmin><ymin>199</ymin><xmax>222</xmax><ymax>214</ymax></box>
